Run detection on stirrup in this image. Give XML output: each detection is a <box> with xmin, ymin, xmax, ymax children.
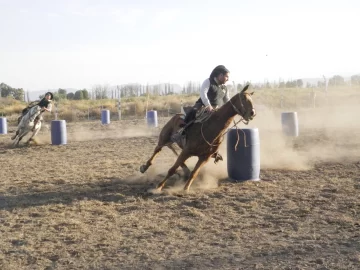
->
<box><xmin>212</xmin><ymin>152</ymin><xmax>223</xmax><ymax>164</ymax></box>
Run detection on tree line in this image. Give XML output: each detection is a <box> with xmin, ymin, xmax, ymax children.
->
<box><xmin>1</xmin><ymin>74</ymin><xmax>359</xmax><ymax>102</ymax></box>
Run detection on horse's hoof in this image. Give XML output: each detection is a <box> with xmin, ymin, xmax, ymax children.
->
<box><xmin>140</xmin><ymin>165</ymin><xmax>147</xmax><ymax>173</ymax></box>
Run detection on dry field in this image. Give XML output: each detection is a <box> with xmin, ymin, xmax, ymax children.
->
<box><xmin>0</xmin><ymin>103</ymin><xmax>359</xmax><ymax>269</ymax></box>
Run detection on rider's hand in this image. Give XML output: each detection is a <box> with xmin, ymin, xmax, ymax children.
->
<box><xmin>205</xmin><ymin>105</ymin><xmax>214</xmax><ymax>112</ymax></box>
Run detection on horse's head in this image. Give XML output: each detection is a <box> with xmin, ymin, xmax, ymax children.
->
<box><xmin>230</xmin><ymin>84</ymin><xmax>256</xmax><ymax>123</ymax></box>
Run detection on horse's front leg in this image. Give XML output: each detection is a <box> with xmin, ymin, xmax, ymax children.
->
<box><xmin>26</xmin><ymin>124</ymin><xmax>41</xmax><ymax>145</ymax></box>
<box><xmin>168</xmin><ymin>144</ymin><xmax>190</xmax><ymax>178</ymax></box>
<box><xmin>184</xmin><ymin>156</ymin><xmax>210</xmax><ymax>191</ymax></box>
<box><xmin>25</xmin><ymin>134</ymin><xmax>35</xmax><ymax>145</ymax></box>
<box><xmin>14</xmin><ymin>133</ymin><xmax>25</xmax><ymax>147</ymax></box>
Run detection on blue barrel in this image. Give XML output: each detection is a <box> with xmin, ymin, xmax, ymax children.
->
<box><xmin>51</xmin><ymin>120</ymin><xmax>67</xmax><ymax>145</ymax></box>
<box><xmin>281</xmin><ymin>112</ymin><xmax>299</xmax><ymax>137</ymax></box>
<box><xmin>101</xmin><ymin>109</ymin><xmax>110</xmax><ymax>125</ymax></box>
<box><xmin>227</xmin><ymin>128</ymin><xmax>260</xmax><ymax>181</ymax></box>
<box><xmin>0</xmin><ymin>117</ymin><xmax>7</xmax><ymax>134</ymax></box>
<box><xmin>147</xmin><ymin>110</ymin><xmax>158</xmax><ymax>127</ymax></box>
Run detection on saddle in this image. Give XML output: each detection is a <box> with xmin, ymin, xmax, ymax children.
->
<box><xmin>171</xmin><ymin>107</ymin><xmax>213</xmax><ymax>145</ymax></box>
<box><xmin>17</xmin><ymin>102</ymin><xmax>39</xmax><ymax>124</ymax></box>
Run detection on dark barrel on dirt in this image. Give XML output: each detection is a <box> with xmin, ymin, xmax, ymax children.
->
<box><xmin>227</xmin><ymin>128</ymin><xmax>260</xmax><ymax>181</ymax></box>
<box><xmin>51</xmin><ymin>120</ymin><xmax>67</xmax><ymax>145</ymax></box>
<box><xmin>147</xmin><ymin>110</ymin><xmax>158</xmax><ymax>127</ymax></box>
<box><xmin>101</xmin><ymin>109</ymin><xmax>110</xmax><ymax>125</ymax></box>
<box><xmin>0</xmin><ymin>117</ymin><xmax>7</xmax><ymax>134</ymax></box>
<box><xmin>281</xmin><ymin>112</ymin><xmax>299</xmax><ymax>137</ymax></box>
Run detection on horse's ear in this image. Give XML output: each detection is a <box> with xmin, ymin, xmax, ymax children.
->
<box><xmin>241</xmin><ymin>84</ymin><xmax>250</xmax><ymax>93</ymax></box>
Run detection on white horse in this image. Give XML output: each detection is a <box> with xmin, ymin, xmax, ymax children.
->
<box><xmin>12</xmin><ymin>105</ymin><xmax>43</xmax><ymax>147</ymax></box>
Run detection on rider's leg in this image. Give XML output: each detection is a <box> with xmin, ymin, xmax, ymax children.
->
<box><xmin>171</xmin><ymin>104</ymin><xmax>202</xmax><ymax>142</ymax></box>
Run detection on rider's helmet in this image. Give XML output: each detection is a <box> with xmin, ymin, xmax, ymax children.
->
<box><xmin>45</xmin><ymin>92</ymin><xmax>54</xmax><ymax>100</ymax></box>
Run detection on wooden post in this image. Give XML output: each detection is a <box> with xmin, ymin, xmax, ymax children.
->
<box><xmin>116</xmin><ymin>86</ymin><xmax>121</xmax><ymax>121</ymax></box>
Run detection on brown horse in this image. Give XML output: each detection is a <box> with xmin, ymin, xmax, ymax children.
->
<box><xmin>140</xmin><ymin>85</ymin><xmax>256</xmax><ymax>191</ymax></box>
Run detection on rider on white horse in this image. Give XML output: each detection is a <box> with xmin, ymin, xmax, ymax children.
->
<box><xmin>11</xmin><ymin>92</ymin><xmax>53</xmax><ymax>140</ymax></box>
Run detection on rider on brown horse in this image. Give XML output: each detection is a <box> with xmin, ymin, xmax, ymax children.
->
<box><xmin>172</xmin><ymin>65</ymin><xmax>230</xmax><ymax>142</ymax></box>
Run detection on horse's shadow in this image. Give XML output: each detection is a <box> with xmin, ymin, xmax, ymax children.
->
<box><xmin>0</xmin><ymin>171</ymin><xmax>230</xmax><ymax>210</ymax></box>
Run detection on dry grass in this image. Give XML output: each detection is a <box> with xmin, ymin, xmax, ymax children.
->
<box><xmin>0</xmin><ymin>90</ymin><xmax>360</xmax><ymax>269</ymax></box>
<box><xmin>2</xmin><ymin>85</ymin><xmax>359</xmax><ymax>122</ymax></box>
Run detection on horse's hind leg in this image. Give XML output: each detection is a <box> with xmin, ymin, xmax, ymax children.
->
<box><xmin>168</xmin><ymin>144</ymin><xmax>190</xmax><ymax>177</ymax></box>
<box><xmin>140</xmin><ymin>145</ymin><xmax>163</xmax><ymax>173</ymax></box>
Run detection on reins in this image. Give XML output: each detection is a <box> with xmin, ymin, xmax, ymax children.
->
<box><xmin>200</xmin><ymin>92</ymin><xmax>250</xmax><ymax>149</ymax></box>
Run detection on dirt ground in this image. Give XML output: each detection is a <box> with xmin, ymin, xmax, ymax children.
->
<box><xmin>0</xmin><ymin>106</ymin><xmax>359</xmax><ymax>270</ymax></box>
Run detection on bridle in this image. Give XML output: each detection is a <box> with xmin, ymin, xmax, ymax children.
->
<box><xmin>201</xmin><ymin>92</ymin><xmax>255</xmax><ymax>148</ymax></box>
<box><xmin>229</xmin><ymin>91</ymin><xmax>253</xmax><ymax>125</ymax></box>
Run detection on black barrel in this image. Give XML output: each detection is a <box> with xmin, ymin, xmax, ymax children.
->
<box><xmin>147</xmin><ymin>110</ymin><xmax>158</xmax><ymax>127</ymax></box>
<box><xmin>281</xmin><ymin>112</ymin><xmax>299</xmax><ymax>137</ymax></box>
<box><xmin>51</xmin><ymin>120</ymin><xmax>67</xmax><ymax>145</ymax></box>
<box><xmin>101</xmin><ymin>109</ymin><xmax>110</xmax><ymax>125</ymax></box>
<box><xmin>227</xmin><ymin>128</ymin><xmax>260</xmax><ymax>181</ymax></box>
<box><xmin>0</xmin><ymin>117</ymin><xmax>7</xmax><ymax>134</ymax></box>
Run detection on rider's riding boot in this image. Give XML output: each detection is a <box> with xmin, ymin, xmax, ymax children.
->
<box><xmin>171</xmin><ymin>120</ymin><xmax>194</xmax><ymax>143</ymax></box>
<box><xmin>171</xmin><ymin>106</ymin><xmax>199</xmax><ymax>143</ymax></box>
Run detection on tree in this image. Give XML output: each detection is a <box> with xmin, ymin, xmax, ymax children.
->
<box><xmin>328</xmin><ymin>75</ymin><xmax>345</xmax><ymax>86</ymax></box>
<box><xmin>92</xmin><ymin>84</ymin><xmax>109</xmax><ymax>99</ymax></box>
<box><xmin>0</xmin><ymin>83</ymin><xmax>24</xmax><ymax>101</ymax></box>
<box><xmin>74</xmin><ymin>90</ymin><xmax>84</xmax><ymax>100</ymax></box>
<box><xmin>296</xmin><ymin>79</ymin><xmax>303</xmax><ymax>88</ymax></box>
<box><xmin>12</xmin><ymin>88</ymin><xmax>24</xmax><ymax>101</ymax></box>
<box><xmin>317</xmin><ymin>81</ymin><xmax>325</xmax><ymax>88</ymax></box>
<box><xmin>58</xmin><ymin>88</ymin><xmax>67</xmax><ymax>99</ymax></box>
<box><xmin>82</xmin><ymin>89</ymin><xmax>89</xmax><ymax>100</ymax></box>
<box><xmin>351</xmin><ymin>75</ymin><xmax>360</xmax><ymax>85</ymax></box>
<box><xmin>67</xmin><ymin>92</ymin><xmax>75</xmax><ymax>100</ymax></box>
<box><xmin>0</xmin><ymin>83</ymin><xmax>12</xmax><ymax>97</ymax></box>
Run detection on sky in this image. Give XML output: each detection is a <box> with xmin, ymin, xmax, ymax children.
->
<box><xmin>0</xmin><ymin>0</ymin><xmax>359</xmax><ymax>91</ymax></box>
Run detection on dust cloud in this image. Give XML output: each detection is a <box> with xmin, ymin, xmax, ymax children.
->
<box><xmin>68</xmin><ymin>125</ymin><xmax>155</xmax><ymax>142</ymax></box>
<box><xmin>249</xmin><ymin>94</ymin><xmax>360</xmax><ymax>171</ymax></box>
<box><xmin>33</xmin><ymin>92</ymin><xmax>359</xmax><ymax>191</ymax></box>
<box><xmin>149</xmin><ymin>92</ymin><xmax>360</xmax><ymax>190</ymax></box>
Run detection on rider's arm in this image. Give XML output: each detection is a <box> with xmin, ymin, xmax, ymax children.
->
<box><xmin>200</xmin><ymin>78</ymin><xmax>211</xmax><ymax>107</ymax></box>
<box><xmin>42</xmin><ymin>103</ymin><xmax>52</xmax><ymax>112</ymax></box>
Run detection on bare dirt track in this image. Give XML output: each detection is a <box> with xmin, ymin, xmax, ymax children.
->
<box><xmin>0</xmin><ymin>110</ymin><xmax>359</xmax><ymax>270</ymax></box>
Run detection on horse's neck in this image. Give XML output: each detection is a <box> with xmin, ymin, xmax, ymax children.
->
<box><xmin>202</xmin><ymin>102</ymin><xmax>237</xmax><ymax>138</ymax></box>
